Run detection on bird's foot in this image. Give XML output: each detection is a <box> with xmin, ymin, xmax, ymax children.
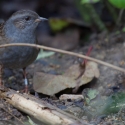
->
<box><xmin>20</xmin><ymin>85</ymin><xmax>29</xmax><ymax>94</ymax></box>
<box><xmin>24</xmin><ymin>85</ymin><xmax>29</xmax><ymax>94</ymax></box>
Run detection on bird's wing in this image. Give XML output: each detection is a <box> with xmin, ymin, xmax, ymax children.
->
<box><xmin>0</xmin><ymin>22</ymin><xmax>5</xmax><ymax>40</ymax></box>
<box><xmin>0</xmin><ymin>22</ymin><xmax>10</xmax><ymax>43</ymax></box>
<box><xmin>0</xmin><ymin>22</ymin><xmax>11</xmax><ymax>56</ymax></box>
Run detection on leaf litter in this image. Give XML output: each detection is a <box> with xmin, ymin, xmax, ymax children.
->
<box><xmin>33</xmin><ymin>61</ymin><xmax>99</xmax><ymax>95</ymax></box>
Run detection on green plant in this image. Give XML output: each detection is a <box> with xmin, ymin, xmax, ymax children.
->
<box><xmin>109</xmin><ymin>0</ymin><xmax>125</xmax><ymax>9</ymax></box>
<box><xmin>81</xmin><ymin>0</ymin><xmax>100</xmax><ymax>4</ymax></box>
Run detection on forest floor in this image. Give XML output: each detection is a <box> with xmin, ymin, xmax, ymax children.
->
<box><xmin>1</xmin><ymin>31</ymin><xmax>125</xmax><ymax>125</ymax></box>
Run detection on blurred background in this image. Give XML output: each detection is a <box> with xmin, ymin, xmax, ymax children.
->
<box><xmin>0</xmin><ymin>0</ymin><xmax>124</xmax><ymax>51</ymax></box>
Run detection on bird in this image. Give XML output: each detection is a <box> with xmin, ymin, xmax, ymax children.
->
<box><xmin>0</xmin><ymin>10</ymin><xmax>47</xmax><ymax>93</ymax></box>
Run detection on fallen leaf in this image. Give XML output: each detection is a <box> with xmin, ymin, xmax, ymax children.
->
<box><xmin>36</xmin><ymin>50</ymin><xmax>55</xmax><ymax>60</ymax></box>
<box><xmin>33</xmin><ymin>61</ymin><xmax>100</xmax><ymax>95</ymax></box>
<box><xmin>84</xmin><ymin>61</ymin><xmax>100</xmax><ymax>78</ymax></box>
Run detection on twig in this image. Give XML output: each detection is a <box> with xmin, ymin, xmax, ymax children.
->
<box><xmin>2</xmin><ymin>107</ymin><xmax>25</xmax><ymax>125</ymax></box>
<box><xmin>0</xmin><ymin>89</ymin><xmax>92</xmax><ymax>125</ymax></box>
<box><xmin>74</xmin><ymin>46</ymin><xmax>93</xmax><ymax>91</ymax></box>
<box><xmin>82</xmin><ymin>46</ymin><xmax>93</xmax><ymax>65</ymax></box>
<box><xmin>0</xmin><ymin>43</ymin><xmax>124</xmax><ymax>73</ymax></box>
<box><xmin>117</xmin><ymin>9</ymin><xmax>124</xmax><ymax>26</ymax></box>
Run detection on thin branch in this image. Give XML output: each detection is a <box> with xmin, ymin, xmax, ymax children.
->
<box><xmin>116</xmin><ymin>9</ymin><xmax>124</xmax><ymax>26</ymax></box>
<box><xmin>2</xmin><ymin>107</ymin><xmax>25</xmax><ymax>125</ymax></box>
<box><xmin>0</xmin><ymin>89</ymin><xmax>92</xmax><ymax>125</ymax></box>
<box><xmin>0</xmin><ymin>43</ymin><xmax>124</xmax><ymax>73</ymax></box>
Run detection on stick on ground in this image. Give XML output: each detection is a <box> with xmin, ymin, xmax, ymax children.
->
<box><xmin>0</xmin><ymin>89</ymin><xmax>91</xmax><ymax>125</ymax></box>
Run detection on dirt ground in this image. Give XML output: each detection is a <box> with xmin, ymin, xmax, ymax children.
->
<box><xmin>0</xmin><ymin>31</ymin><xmax>125</xmax><ymax>125</ymax></box>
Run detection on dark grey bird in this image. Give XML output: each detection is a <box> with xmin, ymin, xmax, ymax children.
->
<box><xmin>0</xmin><ymin>10</ymin><xmax>47</xmax><ymax>92</ymax></box>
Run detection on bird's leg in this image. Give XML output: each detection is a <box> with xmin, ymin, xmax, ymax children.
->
<box><xmin>23</xmin><ymin>67</ymin><xmax>28</xmax><ymax>93</ymax></box>
<box><xmin>22</xmin><ymin>69</ymin><xmax>39</xmax><ymax>97</ymax></box>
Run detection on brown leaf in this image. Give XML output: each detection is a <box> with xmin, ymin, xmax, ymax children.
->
<box><xmin>33</xmin><ymin>61</ymin><xmax>99</xmax><ymax>95</ymax></box>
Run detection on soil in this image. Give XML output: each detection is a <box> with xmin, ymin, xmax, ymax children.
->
<box><xmin>0</xmin><ymin>31</ymin><xmax>125</xmax><ymax>125</ymax></box>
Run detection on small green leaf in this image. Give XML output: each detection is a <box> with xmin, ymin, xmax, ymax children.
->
<box><xmin>83</xmin><ymin>89</ymin><xmax>99</xmax><ymax>104</ymax></box>
<box><xmin>87</xmin><ymin>89</ymin><xmax>99</xmax><ymax>100</ymax></box>
<box><xmin>115</xmin><ymin>30</ymin><xmax>120</xmax><ymax>35</ymax></box>
<box><xmin>122</xmin><ymin>27</ymin><xmax>125</xmax><ymax>32</ymax></box>
<box><xmin>109</xmin><ymin>0</ymin><xmax>125</xmax><ymax>9</ymax></box>
<box><xmin>24</xmin><ymin>122</ymin><xmax>31</xmax><ymax>125</ymax></box>
<box><xmin>36</xmin><ymin>50</ymin><xmax>55</xmax><ymax>60</ymax></box>
<box><xmin>49</xmin><ymin>18</ymin><xmax>69</xmax><ymax>32</ymax></box>
<box><xmin>81</xmin><ymin>0</ymin><xmax>100</xmax><ymax>4</ymax></box>
<box><xmin>27</xmin><ymin>116</ymin><xmax>38</xmax><ymax>125</ymax></box>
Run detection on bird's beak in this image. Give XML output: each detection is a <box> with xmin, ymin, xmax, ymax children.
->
<box><xmin>35</xmin><ymin>17</ymin><xmax>48</xmax><ymax>23</ymax></box>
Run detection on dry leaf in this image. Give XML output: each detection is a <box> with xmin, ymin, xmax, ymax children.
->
<box><xmin>33</xmin><ymin>61</ymin><xmax>99</xmax><ymax>95</ymax></box>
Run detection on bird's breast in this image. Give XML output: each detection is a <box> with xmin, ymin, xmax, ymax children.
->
<box><xmin>0</xmin><ymin>43</ymin><xmax>39</xmax><ymax>69</ymax></box>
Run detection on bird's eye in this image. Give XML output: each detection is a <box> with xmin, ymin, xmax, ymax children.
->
<box><xmin>25</xmin><ymin>16</ymin><xmax>31</xmax><ymax>21</ymax></box>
